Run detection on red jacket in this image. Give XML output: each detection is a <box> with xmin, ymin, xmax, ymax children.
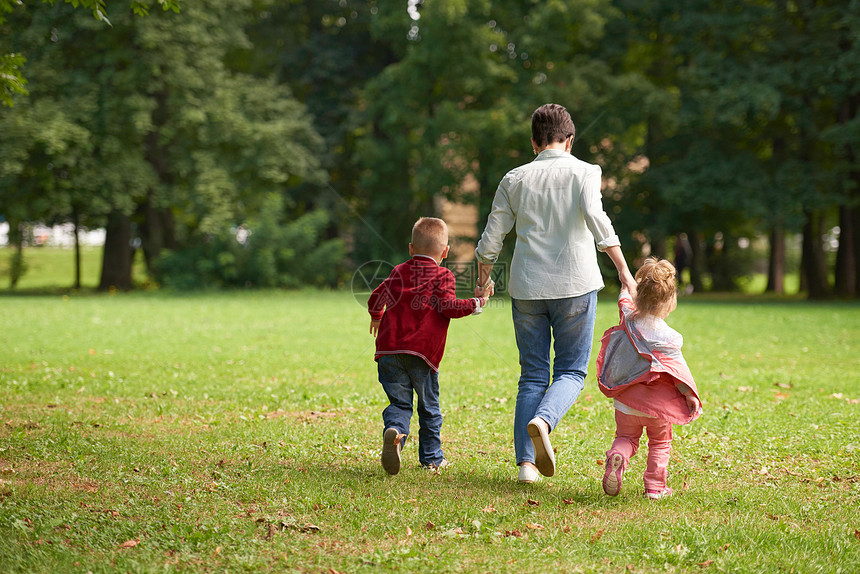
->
<box><xmin>368</xmin><ymin>256</ymin><xmax>478</xmax><ymax>371</ymax></box>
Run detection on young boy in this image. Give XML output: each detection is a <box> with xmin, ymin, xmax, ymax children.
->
<box><xmin>368</xmin><ymin>217</ymin><xmax>487</xmax><ymax>474</ymax></box>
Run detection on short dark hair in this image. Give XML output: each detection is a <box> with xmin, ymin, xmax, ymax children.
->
<box><xmin>531</xmin><ymin>103</ymin><xmax>576</xmax><ymax>147</ymax></box>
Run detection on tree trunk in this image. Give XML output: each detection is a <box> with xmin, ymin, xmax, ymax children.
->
<box><xmin>854</xmin><ymin>203</ymin><xmax>860</xmax><ymax>298</ymax></box>
<box><xmin>72</xmin><ymin>206</ymin><xmax>82</xmax><ymax>290</ymax></box>
<box><xmin>650</xmin><ymin>231</ymin><xmax>667</xmax><ymax>261</ymax></box>
<box><xmin>801</xmin><ymin>209</ymin><xmax>831</xmax><ymax>299</ymax></box>
<box><xmin>139</xmin><ymin>202</ymin><xmax>178</xmax><ymax>278</ymax></box>
<box><xmin>687</xmin><ymin>229</ymin><xmax>705</xmax><ymax>293</ymax></box>
<box><xmin>765</xmin><ymin>224</ymin><xmax>785</xmax><ymax>294</ymax></box>
<box><xmin>98</xmin><ymin>210</ymin><xmax>134</xmax><ymax>291</ymax></box>
<box><xmin>835</xmin><ymin>205</ymin><xmax>855</xmax><ymax>297</ymax></box>
<box><xmin>7</xmin><ymin>220</ymin><xmax>25</xmax><ymax>289</ymax></box>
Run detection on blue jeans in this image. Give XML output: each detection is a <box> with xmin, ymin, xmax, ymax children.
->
<box><xmin>512</xmin><ymin>292</ymin><xmax>597</xmax><ymax>465</ymax></box>
<box><xmin>377</xmin><ymin>354</ymin><xmax>444</xmax><ymax>466</ymax></box>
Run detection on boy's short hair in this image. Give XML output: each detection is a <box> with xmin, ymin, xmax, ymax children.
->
<box><xmin>634</xmin><ymin>257</ymin><xmax>677</xmax><ymax>318</ymax></box>
<box><xmin>412</xmin><ymin>217</ymin><xmax>448</xmax><ymax>254</ymax></box>
<box><xmin>531</xmin><ymin>103</ymin><xmax>576</xmax><ymax>148</ymax></box>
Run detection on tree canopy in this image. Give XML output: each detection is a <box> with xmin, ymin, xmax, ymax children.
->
<box><xmin>1</xmin><ymin>0</ymin><xmax>858</xmax><ymax>298</ymax></box>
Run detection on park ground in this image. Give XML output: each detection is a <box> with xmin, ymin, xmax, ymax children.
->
<box><xmin>0</xmin><ymin>249</ymin><xmax>858</xmax><ymax>572</ymax></box>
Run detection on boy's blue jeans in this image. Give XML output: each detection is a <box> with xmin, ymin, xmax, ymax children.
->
<box><xmin>512</xmin><ymin>291</ymin><xmax>597</xmax><ymax>465</ymax></box>
<box><xmin>378</xmin><ymin>354</ymin><xmax>444</xmax><ymax>466</ymax></box>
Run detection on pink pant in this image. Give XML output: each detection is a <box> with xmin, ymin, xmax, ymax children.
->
<box><xmin>607</xmin><ymin>410</ymin><xmax>673</xmax><ymax>491</ymax></box>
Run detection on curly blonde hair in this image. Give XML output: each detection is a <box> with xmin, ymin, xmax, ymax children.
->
<box><xmin>634</xmin><ymin>257</ymin><xmax>677</xmax><ymax>318</ymax></box>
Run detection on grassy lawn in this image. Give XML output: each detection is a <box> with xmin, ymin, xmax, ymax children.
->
<box><xmin>0</xmin><ymin>286</ymin><xmax>858</xmax><ymax>573</ymax></box>
<box><xmin>0</xmin><ymin>247</ymin><xmax>149</xmax><ymax>291</ymax></box>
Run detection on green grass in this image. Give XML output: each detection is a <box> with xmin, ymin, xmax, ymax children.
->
<box><xmin>1</xmin><ymin>288</ymin><xmax>858</xmax><ymax>573</ymax></box>
<box><xmin>0</xmin><ymin>247</ymin><xmax>149</xmax><ymax>291</ymax></box>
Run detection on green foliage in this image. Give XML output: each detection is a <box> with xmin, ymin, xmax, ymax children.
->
<box><xmin>2</xmin><ymin>0</ymin><xmax>859</xmax><ymax>295</ymax></box>
<box><xmin>1</xmin><ymin>0</ymin><xmax>326</xmax><ymax>290</ymax></box>
<box><xmin>156</xmin><ymin>195</ymin><xmax>345</xmax><ymax>289</ymax></box>
<box><xmin>0</xmin><ymin>52</ymin><xmax>26</xmax><ymax>106</ymax></box>
<box><xmin>0</xmin><ymin>0</ymin><xmax>182</xmax><ymax>105</ymax></box>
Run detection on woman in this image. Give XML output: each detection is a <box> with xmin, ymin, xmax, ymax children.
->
<box><xmin>475</xmin><ymin>103</ymin><xmax>636</xmax><ymax>483</ymax></box>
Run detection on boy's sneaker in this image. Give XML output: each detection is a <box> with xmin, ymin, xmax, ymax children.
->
<box><xmin>381</xmin><ymin>427</ymin><xmax>402</xmax><ymax>475</ymax></box>
<box><xmin>644</xmin><ymin>487</ymin><xmax>674</xmax><ymax>500</ymax></box>
<box><xmin>602</xmin><ymin>451</ymin><xmax>625</xmax><ymax>496</ymax></box>
<box><xmin>425</xmin><ymin>459</ymin><xmax>450</xmax><ymax>472</ymax></box>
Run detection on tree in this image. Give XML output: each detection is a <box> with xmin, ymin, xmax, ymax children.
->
<box><xmin>0</xmin><ymin>0</ymin><xmax>181</xmax><ymax>106</ymax></box>
<box><xmin>351</xmin><ymin>0</ymin><xmax>645</xmax><ymax>272</ymax></box>
<box><xmin>1</xmin><ymin>0</ymin><xmax>328</xmax><ymax>290</ymax></box>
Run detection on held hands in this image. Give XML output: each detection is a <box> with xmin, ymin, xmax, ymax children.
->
<box><xmin>475</xmin><ymin>279</ymin><xmax>495</xmax><ymax>299</ymax></box>
<box><xmin>370</xmin><ymin>319</ymin><xmax>380</xmax><ymax>337</ymax></box>
<box><xmin>619</xmin><ymin>270</ymin><xmax>637</xmax><ymax>298</ymax></box>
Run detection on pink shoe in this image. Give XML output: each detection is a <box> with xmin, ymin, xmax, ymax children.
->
<box><xmin>644</xmin><ymin>487</ymin><xmax>674</xmax><ymax>500</ymax></box>
<box><xmin>602</xmin><ymin>451</ymin><xmax>625</xmax><ymax>496</ymax></box>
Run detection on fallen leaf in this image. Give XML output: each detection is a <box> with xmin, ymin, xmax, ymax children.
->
<box><xmin>775</xmin><ymin>382</ymin><xmax>792</xmax><ymax>389</ymax></box>
<box><xmin>698</xmin><ymin>560</ymin><xmax>714</xmax><ymax>568</ymax></box>
<box><xmin>505</xmin><ymin>529</ymin><xmax>522</xmax><ymax>537</ymax></box>
<box><xmin>737</xmin><ymin>386</ymin><xmax>752</xmax><ymax>392</ymax></box>
<box><xmin>526</xmin><ymin>522</ymin><xmax>544</xmax><ymax>530</ymax></box>
<box><xmin>425</xmin><ymin>521</ymin><xmax>435</xmax><ymax>530</ymax></box>
<box><xmin>120</xmin><ymin>539</ymin><xmax>140</xmax><ymax>548</ymax></box>
<box><xmin>481</xmin><ymin>505</ymin><xmax>496</xmax><ymax>513</ymax></box>
<box><xmin>590</xmin><ymin>529</ymin><xmax>604</xmax><ymax>543</ymax></box>
<box><xmin>854</xmin><ymin>529</ymin><xmax>860</xmax><ymax>541</ymax></box>
<box><xmin>562</xmin><ymin>498</ymin><xmax>575</xmax><ymax>505</ymax></box>
<box><xmin>405</xmin><ymin>526</ymin><xmax>412</xmax><ymax>537</ymax></box>
<box><xmin>526</xmin><ymin>498</ymin><xmax>540</xmax><ymax>507</ymax></box>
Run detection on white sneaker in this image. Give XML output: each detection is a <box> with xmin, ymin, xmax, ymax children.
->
<box><xmin>644</xmin><ymin>487</ymin><xmax>674</xmax><ymax>500</ymax></box>
<box><xmin>425</xmin><ymin>459</ymin><xmax>450</xmax><ymax>473</ymax></box>
<box><xmin>518</xmin><ymin>464</ymin><xmax>541</xmax><ymax>483</ymax></box>
<box><xmin>527</xmin><ymin>417</ymin><xmax>555</xmax><ymax>477</ymax></box>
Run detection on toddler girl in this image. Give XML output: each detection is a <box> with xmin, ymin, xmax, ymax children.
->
<box><xmin>596</xmin><ymin>257</ymin><xmax>702</xmax><ymax>499</ymax></box>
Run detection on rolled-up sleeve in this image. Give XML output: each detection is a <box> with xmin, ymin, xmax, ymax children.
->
<box><xmin>580</xmin><ymin>165</ymin><xmax>619</xmax><ymax>252</ymax></box>
<box><xmin>475</xmin><ymin>183</ymin><xmax>516</xmax><ymax>264</ymax></box>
